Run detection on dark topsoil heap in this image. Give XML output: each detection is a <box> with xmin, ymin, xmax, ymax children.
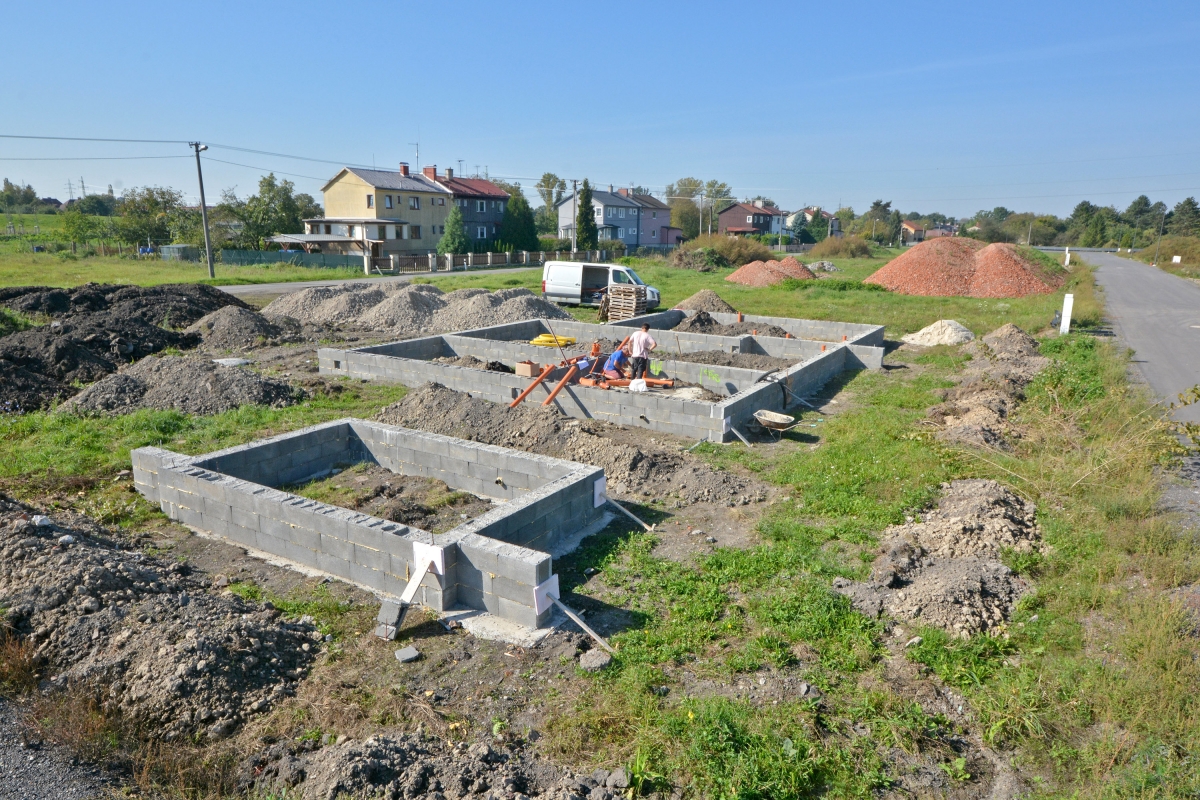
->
<box><xmin>378</xmin><ymin>383</ymin><xmax>767</xmax><ymax>507</ymax></box>
<box><xmin>0</xmin><ymin>496</ymin><xmax>317</xmax><ymax>742</ymax></box>
<box><xmin>926</xmin><ymin>323</ymin><xmax>1050</xmax><ymax>449</ymax></box>
<box><xmin>0</xmin><ymin>283</ymin><xmax>250</xmax><ymax>412</ymax></box>
<box><xmin>672</xmin><ymin>310</ymin><xmax>791</xmax><ymax>339</ymax></box>
<box><xmin>834</xmin><ymin>479</ymin><xmax>1042</xmax><ymax>637</ymax></box>
<box><xmin>64</xmin><ymin>355</ymin><xmax>305</xmax><ymax>416</ymax></box>
<box><xmin>669</xmin><ymin>349</ymin><xmax>797</xmax><ymax>371</ymax></box>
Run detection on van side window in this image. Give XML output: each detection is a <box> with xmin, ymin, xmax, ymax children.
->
<box><xmin>612</xmin><ymin>271</ymin><xmax>631</xmax><ymax>284</ymax></box>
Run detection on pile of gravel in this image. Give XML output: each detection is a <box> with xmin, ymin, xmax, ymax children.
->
<box><xmin>0</xmin><ymin>496</ymin><xmax>318</xmax><ymax>741</ymax></box>
<box><xmin>673</xmin><ymin>310</ymin><xmax>791</xmax><ymax>339</ymax></box>
<box><xmin>901</xmin><ymin>319</ymin><xmax>975</xmax><ymax>347</ymax></box>
<box><xmin>834</xmin><ymin>479</ymin><xmax>1041</xmax><ymax>637</ymax></box>
<box><xmin>673</xmin><ymin>289</ymin><xmax>737</xmax><ymax>313</ymax></box>
<box><xmin>264</xmin><ymin>283</ymin><xmax>570</xmax><ymax>335</ymax></box>
<box><xmin>0</xmin><ymin>283</ymin><xmax>248</xmax><ymax>327</ymax></box>
<box><xmin>378</xmin><ymin>383</ymin><xmax>766</xmax><ymax>507</ymax></box>
<box><xmin>185</xmin><ymin>305</ymin><xmax>299</xmax><ymax>351</ymax></box>
<box><xmin>64</xmin><ymin>355</ymin><xmax>304</xmax><ymax>416</ymax></box>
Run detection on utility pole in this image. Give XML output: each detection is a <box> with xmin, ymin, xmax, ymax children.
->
<box><xmin>80</xmin><ymin>177</ymin><xmax>86</xmax><ymax>198</ymax></box>
<box><xmin>1027</xmin><ymin>220</ymin><xmax>1033</xmax><ymax>246</ymax></box>
<box><xmin>571</xmin><ymin>179</ymin><xmax>579</xmax><ymax>252</ymax></box>
<box><xmin>190</xmin><ymin>142</ymin><xmax>215</xmax><ymax>279</ymax></box>
<box><xmin>67</xmin><ymin>179</ymin><xmax>74</xmax><ymax>201</ymax></box>
<box><xmin>457</xmin><ymin>159</ymin><xmax>464</xmax><ymax>176</ymax></box>
<box><xmin>1151</xmin><ymin>210</ymin><xmax>1166</xmax><ymax>266</ymax></box>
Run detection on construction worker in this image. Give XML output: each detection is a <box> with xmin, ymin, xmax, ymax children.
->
<box><xmin>603</xmin><ymin>343</ymin><xmax>631</xmax><ymax>380</ymax></box>
<box><xmin>628</xmin><ymin>323</ymin><xmax>657</xmax><ymax>381</ymax></box>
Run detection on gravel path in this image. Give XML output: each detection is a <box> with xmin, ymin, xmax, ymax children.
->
<box><xmin>0</xmin><ymin>700</ymin><xmax>111</xmax><ymax>799</ymax></box>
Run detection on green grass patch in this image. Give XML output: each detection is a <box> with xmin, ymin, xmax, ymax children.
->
<box><xmin>0</xmin><ymin>307</ymin><xmax>34</xmax><ymax>337</ymax></box>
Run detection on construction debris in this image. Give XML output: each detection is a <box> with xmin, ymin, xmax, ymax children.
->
<box><xmin>901</xmin><ymin>320</ymin><xmax>976</xmax><ymax>347</ymax></box>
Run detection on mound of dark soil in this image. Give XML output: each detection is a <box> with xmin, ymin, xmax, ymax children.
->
<box><xmin>0</xmin><ymin>282</ymin><xmax>248</xmax><ymax>327</ymax></box>
<box><xmin>0</xmin><ymin>313</ymin><xmax>199</xmax><ymax>386</ymax></box>
<box><xmin>673</xmin><ymin>310</ymin><xmax>791</xmax><ymax>339</ymax></box>
<box><xmin>64</xmin><ymin>356</ymin><xmax>304</xmax><ymax>416</ymax></box>
<box><xmin>670</xmin><ymin>349</ymin><xmax>797</xmax><ymax>371</ymax></box>
<box><xmin>377</xmin><ymin>383</ymin><xmax>767</xmax><ymax>507</ymax></box>
<box><xmin>0</xmin><ymin>358</ymin><xmax>70</xmax><ymax>413</ymax></box>
<box><xmin>0</xmin><ymin>496</ymin><xmax>318</xmax><ymax>741</ymax></box>
<box><xmin>185</xmin><ymin>305</ymin><xmax>298</xmax><ymax>352</ymax></box>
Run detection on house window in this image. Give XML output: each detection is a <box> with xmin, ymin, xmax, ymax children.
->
<box><xmin>385</xmin><ymin>195</ymin><xmax>393</xmax><ymax>209</ymax></box>
<box><xmin>652</xmin><ymin>211</ymin><xmax>657</xmax><ymax>219</ymax></box>
<box><xmin>618</xmin><ymin>228</ymin><xmax>624</xmax><ymax>237</ymax></box>
<box><xmin>746</xmin><ymin>215</ymin><xmax>753</xmax><ymax>223</ymax></box>
<box><xmin>324</xmin><ymin>224</ymin><xmax>331</xmax><ymax>234</ymax></box>
<box><xmin>475</xmin><ymin>200</ymin><xmax>484</xmax><ymax>212</ymax></box>
<box><xmin>435</xmin><ymin>197</ymin><xmax>445</xmax><ymax>206</ymax></box>
<box><xmin>439</xmin><ymin>225</ymin><xmax>444</xmax><ymax>234</ymax></box>
<box><xmin>410</xmin><ymin>225</ymin><xmax>421</xmax><ymax>239</ymax></box>
<box><xmin>367</xmin><ymin>195</ymin><xmax>374</xmax><ymax>209</ymax></box>
<box><xmin>652</xmin><ymin>229</ymin><xmax>658</xmax><ymax>238</ymax></box>
<box><xmin>377</xmin><ymin>225</ymin><xmax>386</xmax><ymax>239</ymax></box>
<box><xmin>409</xmin><ymin>196</ymin><xmax>420</xmax><ymax>210</ymax></box>
<box><xmin>348</xmin><ymin>225</ymin><xmax>356</xmax><ymax>237</ymax></box>
<box><xmin>618</xmin><ymin>208</ymin><xmax>625</xmax><ymax>218</ymax></box>
<box><xmin>477</xmin><ymin>226</ymin><xmax>487</xmax><ymax>238</ymax></box>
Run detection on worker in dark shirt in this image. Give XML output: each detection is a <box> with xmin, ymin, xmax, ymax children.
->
<box><xmin>603</xmin><ymin>345</ymin><xmax>631</xmax><ymax>380</ymax></box>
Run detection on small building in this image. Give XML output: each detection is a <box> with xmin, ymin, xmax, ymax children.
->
<box><xmin>431</xmin><ymin>167</ymin><xmax>510</xmax><ymax>249</ymax></box>
<box><xmin>717</xmin><ymin>201</ymin><xmax>787</xmax><ymax>237</ymax></box>
<box><xmin>901</xmin><ymin>220</ymin><xmax>925</xmax><ymax>244</ymax></box>
<box><xmin>925</xmin><ymin>224</ymin><xmax>957</xmax><ymax>239</ymax></box>
<box><xmin>787</xmin><ymin>207</ymin><xmax>842</xmax><ymax>238</ymax></box>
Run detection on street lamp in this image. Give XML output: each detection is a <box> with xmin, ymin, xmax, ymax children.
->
<box><xmin>190</xmin><ymin>142</ymin><xmax>215</xmax><ymax>279</ymax></box>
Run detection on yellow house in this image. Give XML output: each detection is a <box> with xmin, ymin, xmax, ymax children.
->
<box><xmin>270</xmin><ymin>163</ymin><xmax>452</xmax><ymax>270</ymax></box>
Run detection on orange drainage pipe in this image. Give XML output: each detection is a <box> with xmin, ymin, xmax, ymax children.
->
<box><xmin>542</xmin><ymin>364</ymin><xmax>579</xmax><ymax>406</ymax></box>
<box><xmin>509</xmin><ymin>365</ymin><xmax>553</xmax><ymax>408</ymax></box>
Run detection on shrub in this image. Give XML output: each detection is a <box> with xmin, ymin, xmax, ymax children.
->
<box><xmin>687</xmin><ymin>233</ymin><xmax>773</xmax><ymax>266</ymax></box>
<box><xmin>809</xmin><ymin>236</ymin><xmax>873</xmax><ymax>259</ymax></box>
<box><xmin>538</xmin><ymin>237</ymin><xmax>571</xmax><ymax>251</ymax></box>
<box><xmin>1134</xmin><ymin>234</ymin><xmax>1200</xmax><ymax>268</ymax></box>
<box><xmin>669</xmin><ymin>246</ymin><xmax>730</xmax><ymax>272</ymax></box>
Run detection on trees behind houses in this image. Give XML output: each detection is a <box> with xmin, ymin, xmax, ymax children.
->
<box><xmin>216</xmin><ymin>173</ymin><xmax>321</xmax><ymax>250</ymax></box>
<box><xmin>497</xmin><ymin>192</ymin><xmax>538</xmax><ymax>252</ymax></box>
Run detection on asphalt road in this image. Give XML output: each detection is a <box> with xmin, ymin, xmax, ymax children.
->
<box><xmin>217</xmin><ymin>265</ymin><xmax>539</xmax><ymax>298</ymax></box>
<box><xmin>1089</xmin><ymin>251</ymin><xmax>1200</xmax><ymax>423</ymax></box>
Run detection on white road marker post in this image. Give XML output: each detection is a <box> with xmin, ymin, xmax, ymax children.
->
<box><xmin>1059</xmin><ymin>294</ymin><xmax>1074</xmax><ymax>335</ymax></box>
<box><xmin>1064</xmin><ymin>247</ymin><xmax>1071</xmax><ymax>267</ymax></box>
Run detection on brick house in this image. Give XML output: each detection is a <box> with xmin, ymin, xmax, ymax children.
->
<box><xmin>430</xmin><ymin>167</ymin><xmax>510</xmax><ymax>250</ymax></box>
<box><xmin>717</xmin><ymin>201</ymin><xmax>787</xmax><ymax>236</ymax></box>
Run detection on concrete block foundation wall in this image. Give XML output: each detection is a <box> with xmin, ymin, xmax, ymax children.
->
<box><xmin>132</xmin><ymin>419</ymin><xmax>607</xmax><ymax>629</ymax></box>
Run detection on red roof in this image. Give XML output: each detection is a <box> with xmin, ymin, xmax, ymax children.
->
<box><xmin>434</xmin><ymin>176</ymin><xmax>510</xmax><ymax>199</ymax></box>
<box><xmin>719</xmin><ymin>202</ymin><xmax>785</xmax><ymax>216</ymax></box>
<box><xmin>724</xmin><ymin>226</ymin><xmax>758</xmax><ymax>233</ymax></box>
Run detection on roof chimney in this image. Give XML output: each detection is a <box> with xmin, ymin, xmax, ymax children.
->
<box><xmin>609</xmin><ymin>184</ymin><xmax>614</xmax><ymax>193</ymax></box>
<box><xmin>423</xmin><ymin>165</ymin><xmax>437</xmax><ymax>179</ymax></box>
<box><xmin>399</xmin><ymin>162</ymin><xmax>409</xmax><ymax>177</ymax></box>
<box><xmin>446</xmin><ymin>167</ymin><xmax>453</xmax><ymax>179</ymax></box>
<box><xmin>617</xmin><ymin>188</ymin><xmax>628</xmax><ymax>197</ymax></box>
<box><xmin>753</xmin><ymin>200</ymin><xmax>764</xmax><ymax>208</ymax></box>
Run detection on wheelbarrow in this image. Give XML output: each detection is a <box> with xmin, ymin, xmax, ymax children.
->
<box><xmin>749</xmin><ymin>409</ymin><xmax>803</xmax><ymax>439</ymax></box>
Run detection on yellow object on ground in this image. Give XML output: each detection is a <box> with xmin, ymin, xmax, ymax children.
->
<box><xmin>530</xmin><ymin>334</ymin><xmax>577</xmax><ymax>347</ymax></box>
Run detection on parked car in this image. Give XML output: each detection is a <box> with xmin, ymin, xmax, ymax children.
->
<box><xmin>541</xmin><ymin>261</ymin><xmax>660</xmax><ymax>309</ymax></box>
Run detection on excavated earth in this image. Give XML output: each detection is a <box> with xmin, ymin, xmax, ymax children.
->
<box><xmin>377</xmin><ymin>383</ymin><xmax>768</xmax><ymax>507</ymax></box>
<box><xmin>0</xmin><ymin>495</ymin><xmax>318</xmax><ymax>742</ymax></box>
<box><xmin>186</xmin><ymin>305</ymin><xmax>304</xmax><ymax>352</ymax></box>
<box><xmin>672</xmin><ymin>310</ymin><xmax>791</xmax><ymax>339</ymax></box>
<box><xmin>667</xmin><ymin>349</ymin><xmax>797</xmax><ymax>371</ymax></box>
<box><xmin>834</xmin><ymin>479</ymin><xmax>1042</xmax><ymax>637</ymax></box>
<box><xmin>0</xmin><ymin>282</ymin><xmax>248</xmax><ymax>326</ymax></box>
<box><xmin>63</xmin><ymin>355</ymin><xmax>305</xmax><ymax>416</ymax></box>
<box><xmin>926</xmin><ymin>323</ymin><xmax>1050</xmax><ymax>449</ymax></box>
<box><xmin>672</xmin><ymin>289</ymin><xmax>737</xmax><ymax>313</ymax></box>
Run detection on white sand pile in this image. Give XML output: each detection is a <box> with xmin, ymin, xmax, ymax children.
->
<box><xmin>263</xmin><ymin>283</ymin><xmax>570</xmax><ymax>336</ymax></box>
<box><xmin>901</xmin><ymin>320</ymin><xmax>975</xmax><ymax>346</ymax></box>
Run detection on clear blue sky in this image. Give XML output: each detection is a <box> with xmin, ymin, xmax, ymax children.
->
<box><xmin>3</xmin><ymin>0</ymin><xmax>1198</xmax><ymax>219</ymax></box>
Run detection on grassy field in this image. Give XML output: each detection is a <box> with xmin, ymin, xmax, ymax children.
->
<box><xmin>2</xmin><ymin>255</ymin><xmax>1193</xmax><ymax>796</ymax></box>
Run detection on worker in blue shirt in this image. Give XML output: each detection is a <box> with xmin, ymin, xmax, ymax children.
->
<box><xmin>603</xmin><ymin>344</ymin><xmax>631</xmax><ymax>380</ymax></box>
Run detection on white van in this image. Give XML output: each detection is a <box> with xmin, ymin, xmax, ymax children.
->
<box><xmin>541</xmin><ymin>262</ymin><xmax>661</xmax><ymax>309</ymax></box>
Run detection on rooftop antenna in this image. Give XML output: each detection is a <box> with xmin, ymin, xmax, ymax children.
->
<box><xmin>457</xmin><ymin>159</ymin><xmax>464</xmax><ymax>175</ymax></box>
<box><xmin>409</xmin><ymin>142</ymin><xmax>419</xmax><ymax>166</ymax></box>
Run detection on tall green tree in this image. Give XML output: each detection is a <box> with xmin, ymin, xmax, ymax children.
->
<box><xmin>665</xmin><ymin>177</ymin><xmax>703</xmax><ymax>199</ymax></box>
<box><xmin>61</xmin><ymin>206</ymin><xmax>98</xmax><ymax>244</ymax></box>
<box><xmin>438</xmin><ymin>205</ymin><xmax>469</xmax><ymax>254</ymax></box>
<box><xmin>115</xmin><ymin>186</ymin><xmax>183</xmax><ymax>245</ymax></box>
<box><xmin>669</xmin><ymin>198</ymin><xmax>700</xmax><ymax>239</ymax></box>
<box><xmin>535</xmin><ymin>173</ymin><xmax>566</xmax><ymax>210</ymax></box>
<box><xmin>497</xmin><ymin>192</ymin><xmax>538</xmax><ymax>251</ymax></box>
<box><xmin>1169</xmin><ymin>197</ymin><xmax>1200</xmax><ymax>237</ymax></box>
<box><xmin>218</xmin><ymin>173</ymin><xmax>311</xmax><ymax>249</ymax></box>
<box><xmin>576</xmin><ymin>180</ymin><xmax>598</xmax><ymax>250</ymax></box>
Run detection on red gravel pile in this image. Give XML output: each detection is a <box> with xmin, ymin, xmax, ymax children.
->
<box><xmin>864</xmin><ymin>239</ymin><xmax>1058</xmax><ymax>297</ymax></box>
<box><xmin>726</xmin><ymin>256</ymin><xmax>816</xmax><ymax>286</ymax></box>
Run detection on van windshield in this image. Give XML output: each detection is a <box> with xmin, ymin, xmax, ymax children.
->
<box><xmin>624</xmin><ymin>269</ymin><xmax>646</xmax><ymax>285</ymax></box>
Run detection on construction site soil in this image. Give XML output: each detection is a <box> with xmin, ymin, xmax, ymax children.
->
<box><xmin>724</xmin><ymin>256</ymin><xmax>816</xmax><ymax>287</ymax></box>
<box><xmin>864</xmin><ymin>240</ymin><xmax>1064</xmax><ymax>298</ymax></box>
<box><xmin>186</xmin><ymin>305</ymin><xmax>303</xmax><ymax>352</ymax></box>
<box><xmin>834</xmin><ymin>479</ymin><xmax>1042</xmax><ymax>637</ymax></box>
<box><xmin>63</xmin><ymin>355</ymin><xmax>305</xmax><ymax>416</ymax></box>
<box><xmin>377</xmin><ymin>383</ymin><xmax>768</xmax><ymax>507</ymax></box>
<box><xmin>666</xmin><ymin>349</ymin><xmax>797</xmax><ymax>371</ymax></box>
<box><xmin>672</xmin><ymin>289</ymin><xmax>737</xmax><ymax>314</ymax></box>
<box><xmin>287</xmin><ymin>465</ymin><xmax>496</xmax><ymax>534</ymax></box>
<box><xmin>671</xmin><ymin>310</ymin><xmax>791</xmax><ymax>339</ymax></box>
<box><xmin>0</xmin><ymin>282</ymin><xmax>249</xmax><ymax>327</ymax></box>
<box><xmin>927</xmin><ymin>324</ymin><xmax>1049</xmax><ymax>449</ymax></box>
<box><xmin>0</xmin><ymin>495</ymin><xmax>319</xmax><ymax>743</ymax></box>
<box><xmin>263</xmin><ymin>284</ymin><xmax>572</xmax><ymax>336</ymax></box>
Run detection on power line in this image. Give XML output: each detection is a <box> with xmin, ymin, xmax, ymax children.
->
<box><xmin>0</xmin><ymin>155</ymin><xmax>189</xmax><ymax>161</ymax></box>
<box><xmin>0</xmin><ymin>134</ymin><xmax>188</xmax><ymax>144</ymax></box>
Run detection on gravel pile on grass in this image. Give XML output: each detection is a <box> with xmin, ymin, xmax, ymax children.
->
<box><xmin>185</xmin><ymin>306</ymin><xmax>300</xmax><ymax>352</ymax></box>
<box><xmin>927</xmin><ymin>324</ymin><xmax>1050</xmax><ymax>448</ymax></box>
<box><xmin>0</xmin><ymin>283</ymin><xmax>248</xmax><ymax>327</ymax></box>
<box><xmin>724</xmin><ymin>257</ymin><xmax>816</xmax><ymax>287</ymax></box>
<box><xmin>864</xmin><ymin>240</ymin><xmax>1062</xmax><ymax>298</ymax></box>
<box><xmin>64</xmin><ymin>356</ymin><xmax>304</xmax><ymax>416</ymax></box>
<box><xmin>673</xmin><ymin>289</ymin><xmax>737</xmax><ymax>313</ymax></box>
<box><xmin>0</xmin><ymin>496</ymin><xmax>318</xmax><ymax>741</ymax></box>
<box><xmin>377</xmin><ymin>383</ymin><xmax>767</xmax><ymax>507</ymax></box>
<box><xmin>264</xmin><ymin>284</ymin><xmax>570</xmax><ymax>335</ymax></box>
<box><xmin>673</xmin><ymin>310</ymin><xmax>791</xmax><ymax>339</ymax></box>
<box><xmin>901</xmin><ymin>320</ymin><xmax>975</xmax><ymax>347</ymax></box>
<box><xmin>834</xmin><ymin>479</ymin><xmax>1042</xmax><ymax>637</ymax></box>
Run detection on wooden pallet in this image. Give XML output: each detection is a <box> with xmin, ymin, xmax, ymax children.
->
<box><xmin>607</xmin><ymin>285</ymin><xmax>647</xmax><ymax>322</ymax></box>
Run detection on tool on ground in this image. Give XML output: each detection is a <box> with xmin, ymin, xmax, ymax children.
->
<box><xmin>604</xmin><ymin>495</ymin><xmax>654</xmax><ymax>531</ymax></box>
<box><xmin>534</xmin><ymin>575</ymin><xmax>615</xmax><ymax>654</ymax></box>
<box><xmin>375</xmin><ymin>542</ymin><xmax>445</xmax><ymax>640</ymax></box>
